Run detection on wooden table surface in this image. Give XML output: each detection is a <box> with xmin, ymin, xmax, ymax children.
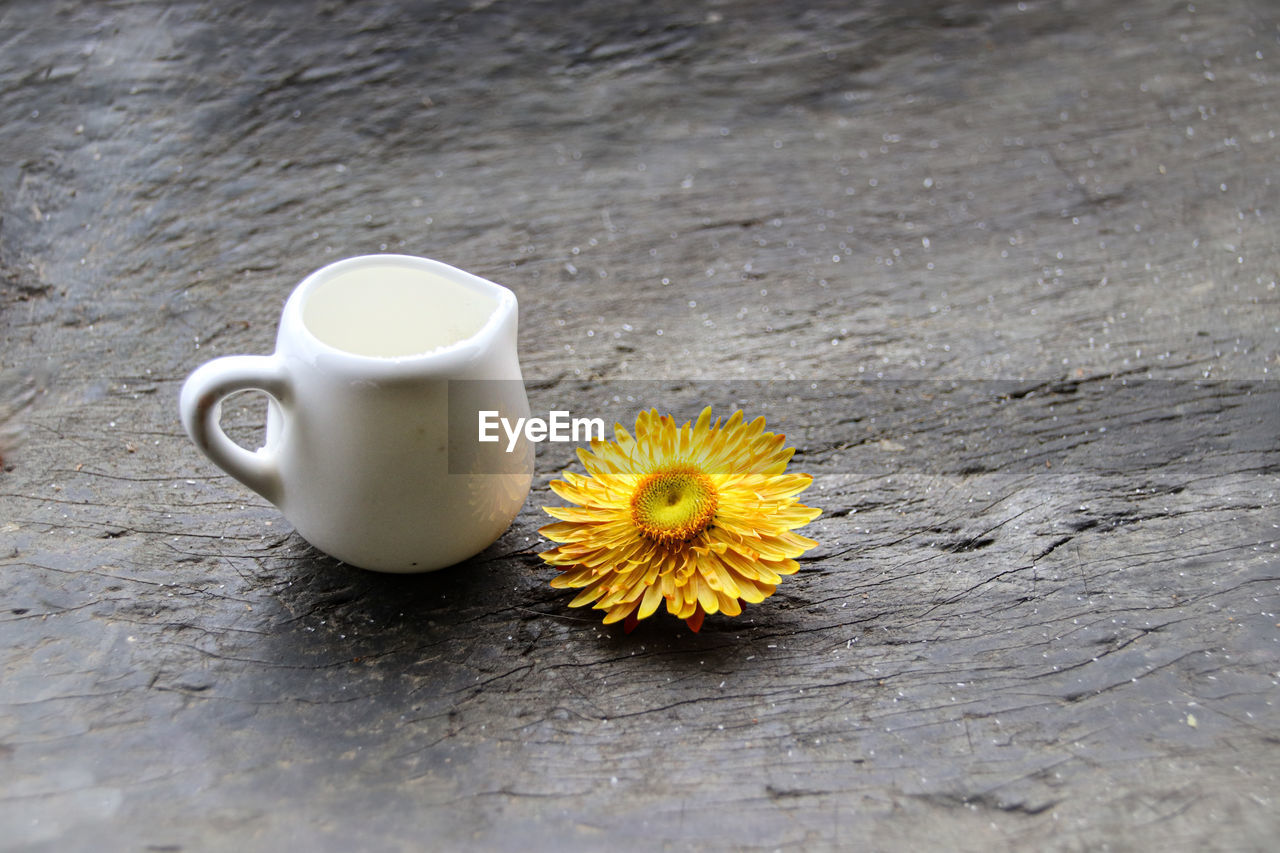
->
<box><xmin>2</xmin><ymin>1</ymin><xmax>1277</xmax><ymax>850</ymax></box>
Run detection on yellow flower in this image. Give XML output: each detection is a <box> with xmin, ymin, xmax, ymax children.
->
<box><xmin>539</xmin><ymin>407</ymin><xmax>820</xmax><ymax>632</ymax></box>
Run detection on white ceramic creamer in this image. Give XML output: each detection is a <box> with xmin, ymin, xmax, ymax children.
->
<box><xmin>179</xmin><ymin>255</ymin><xmax>533</xmax><ymax>572</ymax></box>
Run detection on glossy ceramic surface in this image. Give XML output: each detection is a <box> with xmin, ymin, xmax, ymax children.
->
<box><xmin>179</xmin><ymin>255</ymin><xmax>533</xmax><ymax>572</ymax></box>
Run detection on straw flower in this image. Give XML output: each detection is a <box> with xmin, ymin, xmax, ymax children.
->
<box><xmin>539</xmin><ymin>407</ymin><xmax>820</xmax><ymax>631</ymax></box>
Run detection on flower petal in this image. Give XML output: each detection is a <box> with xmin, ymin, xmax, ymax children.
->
<box><xmin>638</xmin><ymin>581</ymin><xmax>665</xmax><ymax>619</ymax></box>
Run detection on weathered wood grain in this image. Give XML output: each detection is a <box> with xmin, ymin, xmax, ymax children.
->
<box><xmin>1</xmin><ymin>1</ymin><xmax>1277</xmax><ymax>850</ymax></box>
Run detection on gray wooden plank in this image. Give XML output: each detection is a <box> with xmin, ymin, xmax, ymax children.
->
<box><xmin>2</xmin><ymin>1</ymin><xmax>1277</xmax><ymax>850</ymax></box>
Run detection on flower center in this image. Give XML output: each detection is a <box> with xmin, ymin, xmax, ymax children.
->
<box><xmin>630</xmin><ymin>465</ymin><xmax>718</xmax><ymax>545</ymax></box>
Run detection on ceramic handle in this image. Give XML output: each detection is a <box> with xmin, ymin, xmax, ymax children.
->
<box><xmin>179</xmin><ymin>355</ymin><xmax>288</xmax><ymax>505</ymax></box>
